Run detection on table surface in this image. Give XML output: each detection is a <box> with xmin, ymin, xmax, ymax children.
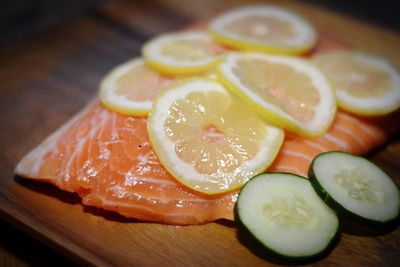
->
<box><xmin>1</xmin><ymin>0</ymin><xmax>400</xmax><ymax>266</ymax></box>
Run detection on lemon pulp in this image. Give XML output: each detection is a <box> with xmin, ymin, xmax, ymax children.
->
<box><xmin>217</xmin><ymin>53</ymin><xmax>336</xmax><ymax>137</ymax></box>
<box><xmin>100</xmin><ymin>58</ymin><xmax>174</xmax><ymax>116</ymax></box>
<box><xmin>148</xmin><ymin>78</ymin><xmax>283</xmax><ymax>194</ymax></box>
<box><xmin>209</xmin><ymin>5</ymin><xmax>316</xmax><ymax>55</ymax></box>
<box><xmin>312</xmin><ymin>51</ymin><xmax>400</xmax><ymax>116</ymax></box>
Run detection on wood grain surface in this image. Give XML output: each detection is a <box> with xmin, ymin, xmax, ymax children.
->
<box><xmin>1</xmin><ymin>0</ymin><xmax>400</xmax><ymax>266</ymax></box>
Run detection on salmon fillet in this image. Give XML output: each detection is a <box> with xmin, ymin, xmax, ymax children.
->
<box><xmin>15</xmin><ymin>102</ymin><xmax>237</xmax><ymax>225</ymax></box>
<box><xmin>15</xmin><ymin>33</ymin><xmax>399</xmax><ymax>225</ymax></box>
<box><xmin>268</xmin><ymin>111</ymin><xmax>398</xmax><ymax>176</ymax></box>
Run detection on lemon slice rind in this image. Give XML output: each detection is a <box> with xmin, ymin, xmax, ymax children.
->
<box><xmin>100</xmin><ymin>58</ymin><xmax>155</xmax><ymax>116</ymax></box>
<box><xmin>313</xmin><ymin>51</ymin><xmax>400</xmax><ymax>116</ymax></box>
<box><xmin>217</xmin><ymin>52</ymin><xmax>336</xmax><ymax>137</ymax></box>
<box><xmin>209</xmin><ymin>5</ymin><xmax>316</xmax><ymax>55</ymax></box>
<box><xmin>143</xmin><ymin>32</ymin><xmax>221</xmax><ymax>75</ymax></box>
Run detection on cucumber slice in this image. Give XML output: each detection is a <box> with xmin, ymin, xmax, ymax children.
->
<box><xmin>309</xmin><ymin>151</ymin><xmax>400</xmax><ymax>226</ymax></box>
<box><xmin>236</xmin><ymin>173</ymin><xmax>339</xmax><ymax>261</ymax></box>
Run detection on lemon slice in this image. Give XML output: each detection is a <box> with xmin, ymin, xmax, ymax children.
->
<box><xmin>312</xmin><ymin>51</ymin><xmax>400</xmax><ymax>116</ymax></box>
<box><xmin>148</xmin><ymin>78</ymin><xmax>284</xmax><ymax>194</ymax></box>
<box><xmin>142</xmin><ymin>32</ymin><xmax>225</xmax><ymax>75</ymax></box>
<box><xmin>217</xmin><ymin>52</ymin><xmax>336</xmax><ymax>137</ymax></box>
<box><xmin>209</xmin><ymin>5</ymin><xmax>316</xmax><ymax>55</ymax></box>
<box><xmin>100</xmin><ymin>58</ymin><xmax>174</xmax><ymax>116</ymax></box>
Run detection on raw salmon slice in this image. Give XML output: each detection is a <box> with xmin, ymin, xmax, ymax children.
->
<box><xmin>268</xmin><ymin>110</ymin><xmax>399</xmax><ymax>176</ymax></box>
<box><xmin>16</xmin><ymin>101</ymin><xmax>237</xmax><ymax>225</ymax></box>
<box><xmin>15</xmin><ymin>100</ymin><xmax>398</xmax><ymax>225</ymax></box>
<box><xmin>15</xmin><ymin>32</ymin><xmax>399</xmax><ymax>225</ymax></box>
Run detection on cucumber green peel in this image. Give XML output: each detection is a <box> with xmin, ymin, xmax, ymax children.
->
<box><xmin>235</xmin><ymin>151</ymin><xmax>399</xmax><ymax>263</ymax></box>
<box><xmin>309</xmin><ymin>151</ymin><xmax>400</xmax><ymax>227</ymax></box>
<box><xmin>235</xmin><ymin>172</ymin><xmax>339</xmax><ymax>262</ymax></box>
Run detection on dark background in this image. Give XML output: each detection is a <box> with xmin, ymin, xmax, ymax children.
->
<box><xmin>0</xmin><ymin>0</ymin><xmax>399</xmax><ymax>48</ymax></box>
<box><xmin>0</xmin><ymin>0</ymin><xmax>399</xmax><ymax>266</ymax></box>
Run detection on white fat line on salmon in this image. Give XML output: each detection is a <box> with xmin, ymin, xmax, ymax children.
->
<box><xmin>17</xmin><ymin>126</ymin><xmax>55</xmax><ymax>176</ymax></box>
<box><xmin>54</xmin><ymin>104</ymin><xmax>103</xmax><ymax>186</ymax></box>
<box><xmin>57</xmin><ymin>145</ymin><xmax>71</xmax><ymax>187</ymax></box>
<box><xmin>86</xmin><ymin>114</ymin><xmax>96</xmax><ymax>161</ymax></box>
<box><xmin>281</xmin><ymin>149</ymin><xmax>313</xmax><ymax>161</ymax></box>
<box><xmin>123</xmin><ymin>117</ymin><xmax>143</xmax><ymax>134</ymax></box>
<box><xmin>107</xmin><ymin>184</ymin><xmax>233</xmax><ymax>204</ymax></box>
<box><xmin>269</xmin><ymin>165</ymin><xmax>302</xmax><ymax>175</ymax></box>
<box><xmin>61</xmin><ymin>108</ymin><xmax>110</xmax><ymax>185</ymax></box>
<box><xmin>123</xmin><ymin>174</ymin><xmax>177</xmax><ymax>187</ymax></box>
<box><xmin>322</xmin><ymin>133</ymin><xmax>350</xmax><ymax>152</ymax></box>
<box><xmin>62</xmin><ymin>139</ymin><xmax>85</xmax><ymax>183</ymax></box>
<box><xmin>301</xmin><ymin>139</ymin><xmax>327</xmax><ymax>152</ymax></box>
<box><xmin>15</xmin><ymin>102</ymin><xmax>96</xmax><ymax>177</ymax></box>
<box><xmin>337</xmin><ymin>112</ymin><xmax>383</xmax><ymax>143</ymax></box>
<box><xmin>337</xmin><ymin>111</ymin><xmax>359</xmax><ymax>124</ymax></box>
<box><xmin>137</xmin><ymin>154</ymin><xmax>161</xmax><ymax>166</ymax></box>
<box><xmin>88</xmin><ymin>108</ymin><xmax>110</xmax><ymax>160</ymax></box>
<box><xmin>111</xmin><ymin>112</ymin><xmax>119</xmax><ymax>140</ymax></box>
<box><xmin>333</xmin><ymin>124</ymin><xmax>366</xmax><ymax>149</ymax></box>
<box><xmin>339</xmin><ymin>113</ymin><xmax>383</xmax><ymax>141</ymax></box>
<box><xmin>121</xmin><ymin>144</ymin><xmax>139</xmax><ymax>162</ymax></box>
<box><xmin>114</xmin><ymin>150</ymin><xmax>163</xmax><ymax>171</ymax></box>
<box><xmin>91</xmin><ymin>195</ymin><xmax>203</xmax><ymax>223</ymax></box>
<box><xmin>120</xmin><ymin>129</ymin><xmax>151</xmax><ymax>162</ymax></box>
<box><xmin>91</xmin><ymin>194</ymin><xmax>163</xmax><ymax>211</ymax></box>
<box><xmin>119</xmin><ymin>124</ymin><xmax>141</xmax><ymax>136</ymax></box>
<box><xmin>355</xmin><ymin>123</ymin><xmax>385</xmax><ymax>144</ymax></box>
<box><xmin>100</xmin><ymin>139</ymin><xmax>125</xmax><ymax>145</ymax></box>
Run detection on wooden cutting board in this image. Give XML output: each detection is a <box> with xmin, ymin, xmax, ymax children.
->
<box><xmin>1</xmin><ymin>0</ymin><xmax>399</xmax><ymax>266</ymax></box>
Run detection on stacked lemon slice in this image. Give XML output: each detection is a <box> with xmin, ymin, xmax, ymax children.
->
<box><xmin>99</xmin><ymin>4</ymin><xmax>400</xmax><ymax>194</ymax></box>
<box><xmin>99</xmin><ymin>58</ymin><xmax>175</xmax><ymax>116</ymax></box>
<box><xmin>312</xmin><ymin>51</ymin><xmax>400</xmax><ymax>116</ymax></box>
<box><xmin>143</xmin><ymin>32</ymin><xmax>225</xmax><ymax>75</ymax></box>
<box><xmin>209</xmin><ymin>5</ymin><xmax>317</xmax><ymax>55</ymax></box>
<box><xmin>217</xmin><ymin>52</ymin><xmax>336</xmax><ymax>136</ymax></box>
<box><xmin>148</xmin><ymin>78</ymin><xmax>283</xmax><ymax>194</ymax></box>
